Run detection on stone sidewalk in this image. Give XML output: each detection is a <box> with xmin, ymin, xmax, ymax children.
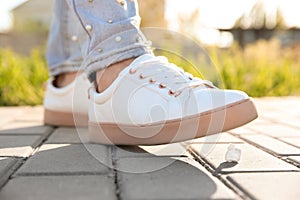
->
<box><xmin>0</xmin><ymin>97</ymin><xmax>299</xmax><ymax>200</ymax></box>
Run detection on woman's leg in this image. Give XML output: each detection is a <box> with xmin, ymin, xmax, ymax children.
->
<box><xmin>44</xmin><ymin>0</ymin><xmax>90</xmax><ymax>126</ymax></box>
<box><xmin>46</xmin><ymin>0</ymin><xmax>88</xmax><ymax>87</ymax></box>
<box><xmin>45</xmin><ymin>0</ymin><xmax>257</xmax><ymax>142</ymax></box>
<box><xmin>65</xmin><ymin>0</ymin><xmax>152</xmax><ymax>81</ymax></box>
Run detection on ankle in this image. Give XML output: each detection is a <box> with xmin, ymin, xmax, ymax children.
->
<box><xmin>53</xmin><ymin>72</ymin><xmax>80</xmax><ymax>88</ymax></box>
<box><xmin>96</xmin><ymin>58</ymin><xmax>135</xmax><ymax>92</ymax></box>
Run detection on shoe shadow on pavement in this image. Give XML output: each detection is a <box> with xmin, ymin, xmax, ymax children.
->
<box><xmin>0</xmin><ymin>126</ymin><xmax>233</xmax><ymax>199</ymax></box>
<box><xmin>107</xmin><ymin>145</ymin><xmax>230</xmax><ymax>198</ymax></box>
<box><xmin>213</xmin><ymin>161</ymin><xmax>238</xmax><ymax>175</ymax></box>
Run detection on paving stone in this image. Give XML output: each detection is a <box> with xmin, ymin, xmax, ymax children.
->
<box><xmin>0</xmin><ymin>175</ymin><xmax>116</xmax><ymax>200</ymax></box>
<box><xmin>255</xmin><ymin>97</ymin><xmax>300</xmax><ymax>119</ymax></box>
<box><xmin>46</xmin><ymin>127</ymin><xmax>89</xmax><ymax>144</ymax></box>
<box><xmin>117</xmin><ymin>156</ymin><xmax>236</xmax><ymax>200</ymax></box>
<box><xmin>279</xmin><ymin>107</ymin><xmax>300</xmax><ymax>118</ymax></box>
<box><xmin>140</xmin><ymin>143</ymin><xmax>190</xmax><ymax>157</ymax></box>
<box><xmin>259</xmin><ymin>114</ymin><xmax>300</xmax><ymax>129</ymax></box>
<box><xmin>190</xmin><ymin>143</ymin><xmax>298</xmax><ymax>172</ymax></box>
<box><xmin>0</xmin><ymin>119</ymin><xmax>12</xmax><ymax>128</ymax></box>
<box><xmin>0</xmin><ymin>121</ymin><xmax>43</xmax><ymax>129</ymax></box>
<box><xmin>185</xmin><ymin>132</ymin><xmax>244</xmax><ymax>144</ymax></box>
<box><xmin>0</xmin><ymin>124</ymin><xmax>53</xmax><ymax>135</ymax></box>
<box><xmin>241</xmin><ymin>134</ymin><xmax>300</xmax><ymax>156</ymax></box>
<box><xmin>253</xmin><ymin>100</ymin><xmax>300</xmax><ymax>128</ymax></box>
<box><xmin>16</xmin><ymin>144</ymin><xmax>111</xmax><ymax>175</ymax></box>
<box><xmin>1</xmin><ymin>99</ymin><xmax>299</xmax><ymax>200</ymax></box>
<box><xmin>0</xmin><ymin>107</ymin><xmax>24</xmax><ymax>126</ymax></box>
<box><xmin>12</xmin><ymin>106</ymin><xmax>44</xmax><ymax>122</ymax></box>
<box><xmin>277</xmin><ymin>119</ymin><xmax>300</xmax><ymax>129</ymax></box>
<box><xmin>243</xmin><ymin>118</ymin><xmax>273</xmax><ymax>127</ymax></box>
<box><xmin>278</xmin><ymin>137</ymin><xmax>300</xmax><ymax>148</ymax></box>
<box><xmin>0</xmin><ymin>135</ymin><xmax>43</xmax><ymax>157</ymax></box>
<box><xmin>246</xmin><ymin>124</ymin><xmax>300</xmax><ymax>137</ymax></box>
<box><xmin>228</xmin><ymin>126</ymin><xmax>258</xmax><ymax>135</ymax></box>
<box><xmin>227</xmin><ymin>172</ymin><xmax>300</xmax><ymax>200</ymax></box>
<box><xmin>0</xmin><ymin>157</ymin><xmax>20</xmax><ymax>188</ymax></box>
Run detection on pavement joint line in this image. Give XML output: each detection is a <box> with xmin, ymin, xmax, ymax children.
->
<box><xmin>0</xmin><ymin>158</ymin><xmax>24</xmax><ymax>190</ymax></box>
<box><xmin>214</xmin><ymin>170</ymin><xmax>300</xmax><ymax>175</ymax></box>
<box><xmin>277</xmin><ymin>154</ymin><xmax>300</xmax><ymax>157</ymax></box>
<box><xmin>245</xmin><ymin>127</ymin><xmax>300</xmax><ymax>150</ymax></box>
<box><xmin>228</xmin><ymin>132</ymin><xmax>300</xmax><ymax>168</ymax></box>
<box><xmin>286</xmin><ymin>159</ymin><xmax>300</xmax><ymax>168</ymax></box>
<box><xmin>283</xmin><ymin>157</ymin><xmax>300</xmax><ymax>168</ymax></box>
<box><xmin>185</xmin><ymin>145</ymin><xmax>252</xmax><ymax>200</ymax></box>
<box><xmin>274</xmin><ymin>138</ymin><xmax>300</xmax><ymax>149</ymax></box>
<box><xmin>28</xmin><ymin>129</ymin><xmax>55</xmax><ymax>157</ymax></box>
<box><xmin>111</xmin><ymin>146</ymin><xmax>122</xmax><ymax>200</ymax></box>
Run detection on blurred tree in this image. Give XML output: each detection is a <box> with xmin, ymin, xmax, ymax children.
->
<box><xmin>137</xmin><ymin>0</ymin><xmax>167</xmax><ymax>28</ymax></box>
<box><xmin>12</xmin><ymin>0</ymin><xmax>53</xmax><ymax>33</ymax></box>
<box><xmin>238</xmin><ymin>0</ymin><xmax>266</xmax><ymax>29</ymax></box>
<box><xmin>233</xmin><ymin>0</ymin><xmax>286</xmax><ymax>46</ymax></box>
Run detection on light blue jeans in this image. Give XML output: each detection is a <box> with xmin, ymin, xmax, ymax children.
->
<box><xmin>47</xmin><ymin>0</ymin><xmax>152</xmax><ymax>80</ymax></box>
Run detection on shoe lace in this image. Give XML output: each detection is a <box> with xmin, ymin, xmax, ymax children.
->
<box><xmin>129</xmin><ymin>56</ymin><xmax>215</xmax><ymax>97</ymax></box>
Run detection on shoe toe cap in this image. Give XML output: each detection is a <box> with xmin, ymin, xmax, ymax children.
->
<box><xmin>186</xmin><ymin>89</ymin><xmax>249</xmax><ymax>115</ymax></box>
<box><xmin>224</xmin><ymin>89</ymin><xmax>249</xmax><ymax>105</ymax></box>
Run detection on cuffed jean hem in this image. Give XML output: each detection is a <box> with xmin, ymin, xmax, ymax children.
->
<box><xmin>49</xmin><ymin>62</ymin><xmax>83</xmax><ymax>77</ymax></box>
<box><xmin>82</xmin><ymin>29</ymin><xmax>153</xmax><ymax>81</ymax></box>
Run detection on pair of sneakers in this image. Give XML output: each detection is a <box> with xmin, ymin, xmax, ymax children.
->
<box><xmin>44</xmin><ymin>54</ymin><xmax>257</xmax><ymax>145</ymax></box>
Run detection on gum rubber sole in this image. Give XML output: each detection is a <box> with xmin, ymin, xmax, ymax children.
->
<box><xmin>44</xmin><ymin>109</ymin><xmax>88</xmax><ymax>127</ymax></box>
<box><xmin>88</xmin><ymin>98</ymin><xmax>258</xmax><ymax>145</ymax></box>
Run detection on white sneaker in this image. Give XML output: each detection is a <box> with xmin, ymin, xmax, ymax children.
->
<box><xmin>44</xmin><ymin>73</ymin><xmax>90</xmax><ymax>126</ymax></box>
<box><xmin>89</xmin><ymin>54</ymin><xmax>258</xmax><ymax>145</ymax></box>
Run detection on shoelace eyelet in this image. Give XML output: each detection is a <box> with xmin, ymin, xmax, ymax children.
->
<box><xmin>129</xmin><ymin>68</ymin><xmax>136</xmax><ymax>74</ymax></box>
<box><xmin>139</xmin><ymin>74</ymin><xmax>146</xmax><ymax>79</ymax></box>
<box><xmin>174</xmin><ymin>91</ymin><xmax>182</xmax><ymax>97</ymax></box>
<box><xmin>159</xmin><ymin>83</ymin><xmax>166</xmax><ymax>89</ymax></box>
<box><xmin>149</xmin><ymin>78</ymin><xmax>156</xmax><ymax>83</ymax></box>
<box><xmin>168</xmin><ymin>90</ymin><xmax>175</xmax><ymax>96</ymax></box>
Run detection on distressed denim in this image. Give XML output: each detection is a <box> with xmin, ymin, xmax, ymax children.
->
<box><xmin>47</xmin><ymin>0</ymin><xmax>88</xmax><ymax>76</ymax></box>
<box><xmin>47</xmin><ymin>0</ymin><xmax>152</xmax><ymax>80</ymax></box>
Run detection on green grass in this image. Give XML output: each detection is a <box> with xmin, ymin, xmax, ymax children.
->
<box><xmin>208</xmin><ymin>39</ymin><xmax>300</xmax><ymax>97</ymax></box>
<box><xmin>0</xmin><ymin>38</ymin><xmax>299</xmax><ymax>106</ymax></box>
<box><xmin>0</xmin><ymin>48</ymin><xmax>48</xmax><ymax>106</ymax></box>
<box><xmin>158</xmin><ymin>38</ymin><xmax>300</xmax><ymax>97</ymax></box>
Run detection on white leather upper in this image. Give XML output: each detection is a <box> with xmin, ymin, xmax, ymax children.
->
<box><xmin>44</xmin><ymin>73</ymin><xmax>90</xmax><ymax>114</ymax></box>
<box><xmin>89</xmin><ymin>54</ymin><xmax>249</xmax><ymax>125</ymax></box>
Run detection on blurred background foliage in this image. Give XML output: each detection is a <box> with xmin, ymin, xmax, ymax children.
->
<box><xmin>1</xmin><ymin>38</ymin><xmax>299</xmax><ymax>106</ymax></box>
<box><xmin>0</xmin><ymin>0</ymin><xmax>300</xmax><ymax>106</ymax></box>
<box><xmin>0</xmin><ymin>48</ymin><xmax>48</xmax><ymax>106</ymax></box>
